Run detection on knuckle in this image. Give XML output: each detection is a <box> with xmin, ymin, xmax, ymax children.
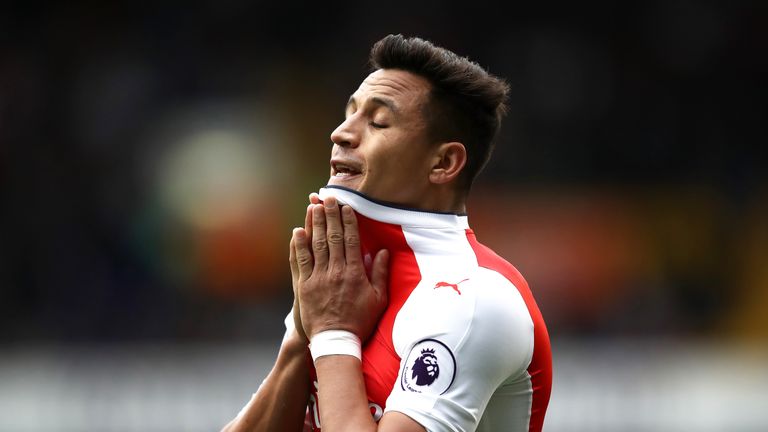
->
<box><xmin>313</xmin><ymin>239</ymin><xmax>328</xmax><ymax>251</ymax></box>
<box><xmin>354</xmin><ymin>273</ymin><xmax>368</xmax><ymax>284</ymax></box>
<box><xmin>297</xmin><ymin>254</ymin><xmax>313</xmax><ymax>267</ymax></box>
<box><xmin>329</xmin><ymin>267</ymin><xmax>345</xmax><ymax>283</ymax></box>
<box><xmin>345</xmin><ymin>233</ymin><xmax>360</xmax><ymax>246</ymax></box>
<box><xmin>327</xmin><ymin>232</ymin><xmax>344</xmax><ymax>244</ymax></box>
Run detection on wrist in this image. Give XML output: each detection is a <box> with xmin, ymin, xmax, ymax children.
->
<box><xmin>282</xmin><ymin>329</ymin><xmax>310</xmax><ymax>356</ymax></box>
<box><xmin>309</xmin><ymin>330</ymin><xmax>361</xmax><ymax>362</ymax></box>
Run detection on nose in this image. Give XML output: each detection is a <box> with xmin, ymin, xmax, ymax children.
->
<box><xmin>330</xmin><ymin>116</ymin><xmax>360</xmax><ymax>148</ymax></box>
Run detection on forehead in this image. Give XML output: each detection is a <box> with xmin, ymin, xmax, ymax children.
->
<box><xmin>351</xmin><ymin>69</ymin><xmax>431</xmax><ymax>110</ymax></box>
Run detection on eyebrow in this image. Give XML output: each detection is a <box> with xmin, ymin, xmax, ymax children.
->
<box><xmin>346</xmin><ymin>95</ymin><xmax>399</xmax><ymax>115</ymax></box>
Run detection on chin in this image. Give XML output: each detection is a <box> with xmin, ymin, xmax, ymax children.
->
<box><xmin>327</xmin><ymin>175</ymin><xmax>363</xmax><ymax>191</ymax></box>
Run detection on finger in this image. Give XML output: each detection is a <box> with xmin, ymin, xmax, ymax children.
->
<box><xmin>304</xmin><ymin>204</ymin><xmax>313</xmax><ymax>241</ymax></box>
<box><xmin>323</xmin><ymin>197</ymin><xmax>345</xmax><ymax>265</ymax></box>
<box><xmin>289</xmin><ymin>233</ymin><xmax>306</xmax><ymax>340</ymax></box>
<box><xmin>370</xmin><ymin>249</ymin><xmax>390</xmax><ymax>303</ymax></box>
<box><xmin>293</xmin><ymin>228</ymin><xmax>314</xmax><ymax>280</ymax></box>
<box><xmin>309</xmin><ymin>193</ymin><xmax>321</xmax><ymax>205</ymax></box>
<box><xmin>311</xmin><ymin>204</ymin><xmax>329</xmax><ymax>268</ymax></box>
<box><xmin>289</xmin><ymin>232</ymin><xmax>299</xmax><ymax>287</ymax></box>
<box><xmin>341</xmin><ymin>205</ymin><xmax>363</xmax><ymax>268</ymax></box>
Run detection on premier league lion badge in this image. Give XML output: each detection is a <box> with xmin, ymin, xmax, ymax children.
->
<box><xmin>412</xmin><ymin>348</ymin><xmax>439</xmax><ymax>385</ymax></box>
<box><xmin>400</xmin><ymin>339</ymin><xmax>456</xmax><ymax>395</ymax></box>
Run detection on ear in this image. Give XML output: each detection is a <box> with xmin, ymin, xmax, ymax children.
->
<box><xmin>428</xmin><ymin>142</ymin><xmax>467</xmax><ymax>185</ymax></box>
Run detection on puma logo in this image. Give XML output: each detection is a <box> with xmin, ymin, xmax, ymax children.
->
<box><xmin>433</xmin><ymin>278</ymin><xmax>469</xmax><ymax>295</ymax></box>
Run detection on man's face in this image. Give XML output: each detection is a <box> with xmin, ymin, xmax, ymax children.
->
<box><xmin>328</xmin><ymin>69</ymin><xmax>436</xmax><ymax>207</ymax></box>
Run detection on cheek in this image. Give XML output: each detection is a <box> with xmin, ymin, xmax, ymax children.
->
<box><xmin>362</xmin><ymin>133</ymin><xmax>431</xmax><ymax>191</ymax></box>
<box><xmin>366</xmin><ymin>144</ymin><xmax>405</xmax><ymax>175</ymax></box>
<box><xmin>380</xmin><ymin>142</ymin><xmax>426</xmax><ymax>171</ymax></box>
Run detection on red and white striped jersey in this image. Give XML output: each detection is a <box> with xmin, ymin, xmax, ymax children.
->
<box><xmin>304</xmin><ymin>186</ymin><xmax>552</xmax><ymax>432</ymax></box>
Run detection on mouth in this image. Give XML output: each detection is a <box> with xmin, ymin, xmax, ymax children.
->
<box><xmin>330</xmin><ymin>160</ymin><xmax>363</xmax><ymax>181</ymax></box>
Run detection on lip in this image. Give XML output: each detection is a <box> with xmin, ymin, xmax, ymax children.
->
<box><xmin>329</xmin><ymin>158</ymin><xmax>364</xmax><ymax>186</ymax></box>
<box><xmin>327</xmin><ymin>172</ymin><xmax>362</xmax><ymax>186</ymax></box>
<box><xmin>330</xmin><ymin>158</ymin><xmax>363</xmax><ymax>175</ymax></box>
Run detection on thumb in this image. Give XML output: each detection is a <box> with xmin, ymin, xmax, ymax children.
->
<box><xmin>370</xmin><ymin>249</ymin><xmax>390</xmax><ymax>302</ymax></box>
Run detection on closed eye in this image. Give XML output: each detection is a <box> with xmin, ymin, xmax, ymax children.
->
<box><xmin>370</xmin><ymin>121</ymin><xmax>388</xmax><ymax>129</ymax></box>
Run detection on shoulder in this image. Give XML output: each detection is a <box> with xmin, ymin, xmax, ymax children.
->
<box><xmin>465</xmin><ymin>232</ymin><xmax>531</xmax><ymax>293</ymax></box>
<box><xmin>392</xmin><ymin>266</ymin><xmax>534</xmax><ymax>373</ymax></box>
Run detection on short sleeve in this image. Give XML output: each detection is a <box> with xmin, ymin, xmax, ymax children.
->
<box><xmin>282</xmin><ymin>308</ymin><xmax>296</xmax><ymax>342</ymax></box>
<box><xmin>384</xmin><ymin>268</ymin><xmax>534</xmax><ymax>432</ymax></box>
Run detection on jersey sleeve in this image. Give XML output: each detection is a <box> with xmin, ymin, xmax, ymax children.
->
<box><xmin>384</xmin><ymin>268</ymin><xmax>534</xmax><ymax>432</ymax></box>
<box><xmin>282</xmin><ymin>308</ymin><xmax>296</xmax><ymax>342</ymax></box>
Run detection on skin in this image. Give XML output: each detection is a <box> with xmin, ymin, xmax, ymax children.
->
<box><xmin>328</xmin><ymin>69</ymin><xmax>467</xmax><ymax>213</ymax></box>
<box><xmin>221</xmin><ymin>205</ymin><xmax>316</xmax><ymax>432</ymax></box>
<box><xmin>219</xmin><ymin>330</ymin><xmax>311</xmax><ymax>432</ymax></box>
<box><xmin>223</xmin><ymin>68</ymin><xmax>468</xmax><ymax>432</ymax></box>
<box><xmin>295</xmin><ymin>69</ymin><xmax>469</xmax><ymax>431</ymax></box>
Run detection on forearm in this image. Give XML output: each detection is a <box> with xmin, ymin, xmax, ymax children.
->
<box><xmin>314</xmin><ymin>355</ymin><xmax>377</xmax><ymax>432</ymax></box>
<box><xmin>222</xmin><ymin>333</ymin><xmax>311</xmax><ymax>432</ymax></box>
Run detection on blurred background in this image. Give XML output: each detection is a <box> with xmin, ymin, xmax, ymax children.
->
<box><xmin>1</xmin><ymin>1</ymin><xmax>766</xmax><ymax>431</ymax></box>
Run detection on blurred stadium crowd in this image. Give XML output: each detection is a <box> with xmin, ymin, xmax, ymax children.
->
<box><xmin>0</xmin><ymin>1</ymin><xmax>766</xmax><ymax>430</ymax></box>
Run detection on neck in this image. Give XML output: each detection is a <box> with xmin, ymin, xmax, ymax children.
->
<box><xmin>419</xmin><ymin>184</ymin><xmax>467</xmax><ymax>214</ymax></box>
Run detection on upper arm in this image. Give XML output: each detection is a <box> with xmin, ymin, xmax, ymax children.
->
<box><xmin>378</xmin><ymin>411</ymin><xmax>426</xmax><ymax>432</ymax></box>
<box><xmin>384</xmin><ymin>269</ymin><xmax>534</xmax><ymax>432</ymax></box>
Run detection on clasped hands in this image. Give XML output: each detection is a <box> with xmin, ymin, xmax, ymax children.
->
<box><xmin>289</xmin><ymin>195</ymin><xmax>389</xmax><ymax>343</ymax></box>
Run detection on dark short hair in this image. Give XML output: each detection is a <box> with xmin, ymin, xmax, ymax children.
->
<box><xmin>369</xmin><ymin>34</ymin><xmax>509</xmax><ymax>189</ymax></box>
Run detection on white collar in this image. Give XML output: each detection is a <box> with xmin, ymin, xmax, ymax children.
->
<box><xmin>318</xmin><ymin>186</ymin><xmax>469</xmax><ymax>230</ymax></box>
